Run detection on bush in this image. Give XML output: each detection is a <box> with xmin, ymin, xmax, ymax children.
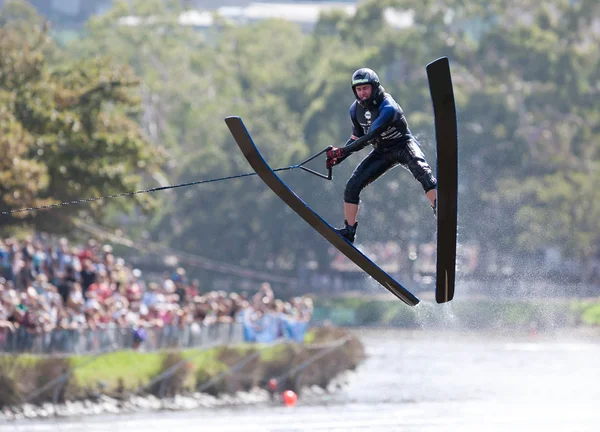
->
<box><xmin>149</xmin><ymin>352</ymin><xmax>191</xmax><ymax>398</ymax></box>
<box><xmin>30</xmin><ymin>357</ymin><xmax>76</xmax><ymax>404</ymax></box>
<box><xmin>0</xmin><ymin>356</ymin><xmax>80</xmax><ymax>407</ymax></box>
<box><xmin>0</xmin><ymin>357</ymin><xmax>28</xmax><ymax>408</ymax></box>
<box><xmin>194</xmin><ymin>360</ymin><xmax>228</xmax><ymax>396</ymax></box>
<box><xmin>217</xmin><ymin>346</ymin><xmax>259</xmax><ymax>393</ymax></box>
<box><xmin>289</xmin><ymin>329</ymin><xmax>365</xmax><ymax>393</ymax></box>
<box><xmin>581</xmin><ymin>304</ymin><xmax>600</xmax><ymax>326</ymax></box>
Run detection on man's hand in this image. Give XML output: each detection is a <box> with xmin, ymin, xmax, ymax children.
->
<box><xmin>326</xmin><ymin>147</ymin><xmax>347</xmax><ymax>169</ymax></box>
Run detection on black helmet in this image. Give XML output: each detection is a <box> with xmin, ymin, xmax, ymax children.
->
<box><xmin>351</xmin><ymin>68</ymin><xmax>382</xmax><ymax>106</ymax></box>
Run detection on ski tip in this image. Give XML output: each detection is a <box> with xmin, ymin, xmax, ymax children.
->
<box><xmin>426</xmin><ymin>56</ymin><xmax>450</xmax><ymax>71</ymax></box>
<box><xmin>436</xmin><ymin>295</ymin><xmax>454</xmax><ymax>304</ymax></box>
<box><xmin>224</xmin><ymin>115</ymin><xmax>242</xmax><ymax>122</ymax></box>
<box><xmin>435</xmin><ymin>267</ymin><xmax>455</xmax><ymax>304</ymax></box>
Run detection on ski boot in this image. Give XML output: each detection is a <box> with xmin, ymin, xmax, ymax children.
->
<box><xmin>334</xmin><ymin>220</ymin><xmax>358</xmax><ymax>244</ymax></box>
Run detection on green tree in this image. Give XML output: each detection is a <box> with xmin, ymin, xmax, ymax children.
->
<box><xmin>477</xmin><ymin>0</ymin><xmax>600</xmax><ymax>267</ymax></box>
<box><xmin>0</xmin><ymin>2</ymin><xmax>163</xmax><ymax>232</ymax></box>
<box><xmin>21</xmin><ymin>0</ymin><xmax>599</xmax><ymax>285</ymax></box>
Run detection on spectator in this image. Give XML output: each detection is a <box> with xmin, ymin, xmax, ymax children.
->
<box><xmin>0</xmin><ymin>233</ymin><xmax>314</xmax><ymax>354</ymax></box>
<box><xmin>80</xmin><ymin>258</ymin><xmax>97</xmax><ymax>297</ymax></box>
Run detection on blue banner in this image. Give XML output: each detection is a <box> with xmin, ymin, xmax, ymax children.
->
<box><xmin>240</xmin><ymin>310</ymin><xmax>309</xmax><ymax>343</ymax></box>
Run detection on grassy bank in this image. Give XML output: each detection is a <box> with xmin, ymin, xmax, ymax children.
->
<box><xmin>0</xmin><ymin>326</ymin><xmax>364</xmax><ymax>408</ymax></box>
<box><xmin>312</xmin><ymin>296</ymin><xmax>600</xmax><ymax>329</ymax></box>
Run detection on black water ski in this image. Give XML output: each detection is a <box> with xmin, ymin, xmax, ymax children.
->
<box><xmin>427</xmin><ymin>57</ymin><xmax>458</xmax><ymax>304</ymax></box>
<box><xmin>225</xmin><ymin>116</ymin><xmax>419</xmax><ymax>306</ymax></box>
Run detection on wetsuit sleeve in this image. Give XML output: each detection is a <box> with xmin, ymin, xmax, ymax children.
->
<box><xmin>344</xmin><ymin>100</ymin><xmax>395</xmax><ymax>154</ymax></box>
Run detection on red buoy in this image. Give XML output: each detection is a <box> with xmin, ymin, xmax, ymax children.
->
<box><xmin>282</xmin><ymin>390</ymin><xmax>297</xmax><ymax>407</ymax></box>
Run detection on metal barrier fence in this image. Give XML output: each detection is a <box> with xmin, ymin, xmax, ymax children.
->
<box><xmin>0</xmin><ymin>322</ymin><xmax>245</xmax><ymax>355</ymax></box>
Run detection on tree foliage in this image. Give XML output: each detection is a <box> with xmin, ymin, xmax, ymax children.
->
<box><xmin>0</xmin><ymin>1</ymin><xmax>163</xmax><ymax>232</ymax></box>
<box><xmin>3</xmin><ymin>0</ymin><xmax>599</xmax><ymax>282</ymax></box>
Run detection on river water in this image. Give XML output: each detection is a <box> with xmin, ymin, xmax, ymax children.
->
<box><xmin>3</xmin><ymin>327</ymin><xmax>600</xmax><ymax>431</ymax></box>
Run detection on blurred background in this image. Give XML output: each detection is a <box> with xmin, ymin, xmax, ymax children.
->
<box><xmin>0</xmin><ymin>0</ymin><xmax>598</xmax><ymax>430</ymax></box>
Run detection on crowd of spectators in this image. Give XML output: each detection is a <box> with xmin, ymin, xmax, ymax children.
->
<box><xmin>0</xmin><ymin>233</ymin><xmax>314</xmax><ymax>353</ymax></box>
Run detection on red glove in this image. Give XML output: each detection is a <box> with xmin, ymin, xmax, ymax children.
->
<box><xmin>326</xmin><ymin>147</ymin><xmax>347</xmax><ymax>169</ymax></box>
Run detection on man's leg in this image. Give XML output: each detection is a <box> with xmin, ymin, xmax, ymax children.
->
<box><xmin>399</xmin><ymin>139</ymin><xmax>438</xmax><ymax>215</ymax></box>
<box><xmin>343</xmin><ymin>202</ymin><xmax>360</xmax><ymax>226</ymax></box>
<box><xmin>335</xmin><ymin>150</ymin><xmax>395</xmax><ymax>243</ymax></box>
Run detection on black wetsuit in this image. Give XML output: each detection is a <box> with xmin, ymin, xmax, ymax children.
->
<box><xmin>342</xmin><ymin>93</ymin><xmax>437</xmax><ymax>204</ymax></box>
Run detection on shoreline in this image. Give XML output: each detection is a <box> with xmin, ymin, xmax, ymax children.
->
<box><xmin>0</xmin><ymin>374</ymin><xmax>352</xmax><ymax>423</ymax></box>
<box><xmin>0</xmin><ymin>327</ymin><xmax>364</xmax><ymax>422</ymax></box>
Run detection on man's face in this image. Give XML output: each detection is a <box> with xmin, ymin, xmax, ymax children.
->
<box><xmin>355</xmin><ymin>84</ymin><xmax>372</xmax><ymax>101</ymax></box>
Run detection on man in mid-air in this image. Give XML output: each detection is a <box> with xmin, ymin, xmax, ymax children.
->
<box><xmin>326</xmin><ymin>68</ymin><xmax>437</xmax><ymax>244</ymax></box>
